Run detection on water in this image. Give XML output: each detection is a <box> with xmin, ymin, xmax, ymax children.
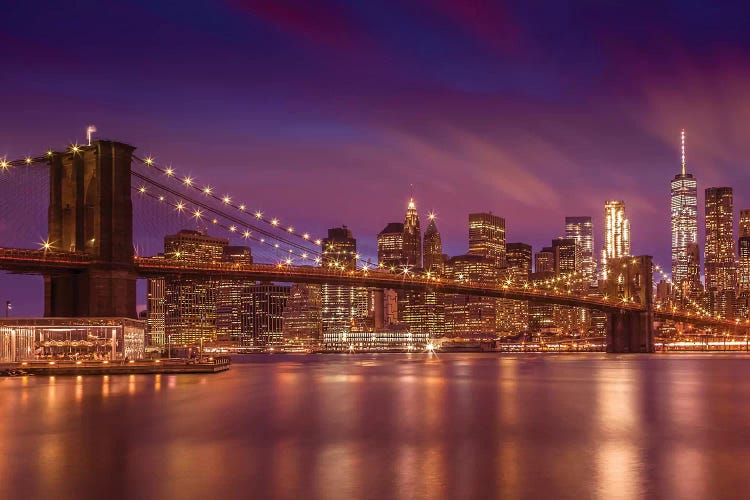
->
<box><xmin>2</xmin><ymin>353</ymin><xmax>750</xmax><ymax>500</ymax></box>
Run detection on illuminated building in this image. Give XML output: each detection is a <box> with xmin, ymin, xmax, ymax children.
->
<box><xmin>402</xmin><ymin>198</ymin><xmax>422</xmax><ymax>268</ymax></box>
<box><xmin>423</xmin><ymin>215</ymin><xmax>444</xmax><ymax>274</ymax></box>
<box><xmin>321</xmin><ymin>227</ymin><xmax>358</xmax><ymax>334</ymax></box>
<box><xmin>671</xmin><ymin>130</ymin><xmax>699</xmax><ymax>297</ymax></box>
<box><xmin>162</xmin><ymin>230</ymin><xmax>228</xmax><ymax>345</ymax></box>
<box><xmin>498</xmin><ymin>243</ymin><xmax>532</xmax><ymax>334</ymax></box>
<box><xmin>552</xmin><ymin>238</ymin><xmax>580</xmax><ymax>275</ymax></box>
<box><xmin>705</xmin><ymin>187</ymin><xmax>737</xmax><ymax>317</ymax></box>
<box><xmin>468</xmin><ymin>212</ymin><xmax>506</xmax><ymax>269</ymax></box>
<box><xmin>282</xmin><ymin>283</ymin><xmax>322</xmax><ymax>344</ymax></box>
<box><xmin>146</xmin><ymin>274</ymin><xmax>166</xmax><ymax>347</ymax></box>
<box><xmin>565</xmin><ymin>216</ymin><xmax>595</xmax><ymax>283</ymax></box>
<box><xmin>534</xmin><ymin>248</ymin><xmax>555</xmax><ymax>273</ymax></box>
<box><xmin>552</xmin><ymin>238</ymin><xmax>587</xmax><ymax>335</ymax></box>
<box><xmin>248</xmin><ymin>283</ymin><xmax>290</xmax><ymax>346</ymax></box>
<box><xmin>601</xmin><ymin>201</ymin><xmax>630</xmax><ymax>280</ymax></box>
<box><xmin>323</xmin><ymin>330</ymin><xmax>429</xmax><ymax>351</ymax></box>
<box><xmin>739</xmin><ymin>237</ymin><xmax>750</xmax><ymax>294</ymax></box>
<box><xmin>216</xmin><ymin>246</ymin><xmax>253</xmax><ymax>344</ymax></box>
<box><xmin>444</xmin><ymin>254</ymin><xmax>496</xmax><ymax>337</ymax></box>
<box><xmin>377</xmin><ymin>222</ymin><xmax>404</xmax><ymax>269</ymax></box>
<box><xmin>740</xmin><ymin>209</ymin><xmax>750</xmax><ymax>237</ymax></box>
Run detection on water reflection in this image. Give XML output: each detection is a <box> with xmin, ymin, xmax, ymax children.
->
<box><xmin>1</xmin><ymin>354</ymin><xmax>750</xmax><ymax>499</ymax></box>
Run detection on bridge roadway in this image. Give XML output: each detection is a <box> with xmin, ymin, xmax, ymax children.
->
<box><xmin>0</xmin><ymin>247</ymin><xmax>747</xmax><ymax>331</ymax></box>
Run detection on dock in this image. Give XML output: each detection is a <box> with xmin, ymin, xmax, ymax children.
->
<box><xmin>0</xmin><ymin>357</ymin><xmax>231</xmax><ymax>376</ymax></box>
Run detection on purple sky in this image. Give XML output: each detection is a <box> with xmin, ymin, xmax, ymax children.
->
<box><xmin>3</xmin><ymin>0</ymin><xmax>750</xmax><ymax>315</ymax></box>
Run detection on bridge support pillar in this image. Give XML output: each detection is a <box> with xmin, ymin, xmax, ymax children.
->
<box><xmin>606</xmin><ymin>310</ymin><xmax>654</xmax><ymax>353</ymax></box>
<box><xmin>45</xmin><ymin>141</ymin><xmax>137</xmax><ymax>318</ymax></box>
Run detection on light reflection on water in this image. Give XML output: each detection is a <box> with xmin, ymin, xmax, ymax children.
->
<box><xmin>2</xmin><ymin>353</ymin><xmax>750</xmax><ymax>499</ymax></box>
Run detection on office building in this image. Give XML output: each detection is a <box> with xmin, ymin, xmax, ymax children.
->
<box><xmin>565</xmin><ymin>216</ymin><xmax>595</xmax><ymax>284</ymax></box>
<box><xmin>601</xmin><ymin>201</ymin><xmax>630</xmax><ymax>280</ymax></box>
<box><xmin>468</xmin><ymin>212</ymin><xmax>506</xmax><ymax>269</ymax></box>
<box><xmin>248</xmin><ymin>283</ymin><xmax>290</xmax><ymax>346</ymax></box>
<box><xmin>377</xmin><ymin>222</ymin><xmax>404</xmax><ymax>269</ymax></box>
<box><xmin>705</xmin><ymin>187</ymin><xmax>737</xmax><ymax>317</ymax></box>
<box><xmin>402</xmin><ymin>198</ymin><xmax>422</xmax><ymax>268</ymax></box>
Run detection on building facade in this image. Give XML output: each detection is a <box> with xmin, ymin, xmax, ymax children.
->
<box><xmin>705</xmin><ymin>187</ymin><xmax>737</xmax><ymax>317</ymax></box>
<box><xmin>601</xmin><ymin>201</ymin><xmax>630</xmax><ymax>280</ymax></box>
<box><xmin>565</xmin><ymin>216</ymin><xmax>595</xmax><ymax>284</ymax></box>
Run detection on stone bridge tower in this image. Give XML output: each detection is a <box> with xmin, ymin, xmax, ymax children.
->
<box><xmin>44</xmin><ymin>141</ymin><xmax>137</xmax><ymax>318</ymax></box>
<box><xmin>604</xmin><ymin>255</ymin><xmax>654</xmax><ymax>353</ymax></box>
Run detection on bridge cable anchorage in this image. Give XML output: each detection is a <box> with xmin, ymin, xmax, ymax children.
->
<box><xmin>132</xmin><ymin>154</ymin><xmax>379</xmax><ymax>270</ymax></box>
<box><xmin>132</xmin><ymin>184</ymin><xmax>321</xmax><ymax>266</ymax></box>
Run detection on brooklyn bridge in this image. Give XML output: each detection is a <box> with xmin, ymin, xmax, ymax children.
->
<box><xmin>0</xmin><ymin>140</ymin><xmax>745</xmax><ymax>353</ymax></box>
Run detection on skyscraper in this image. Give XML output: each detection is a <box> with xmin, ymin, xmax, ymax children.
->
<box><xmin>321</xmin><ymin>227</ymin><xmax>358</xmax><ymax>334</ymax></box>
<box><xmin>705</xmin><ymin>187</ymin><xmax>736</xmax><ymax>317</ymax></box>
<box><xmin>162</xmin><ymin>230</ymin><xmax>228</xmax><ymax>344</ymax></box>
<box><xmin>377</xmin><ymin>222</ymin><xmax>404</xmax><ymax>269</ymax></box>
<box><xmin>565</xmin><ymin>216</ymin><xmax>595</xmax><ymax>284</ymax></box>
<box><xmin>402</xmin><ymin>198</ymin><xmax>422</xmax><ymax>268</ymax></box>
<box><xmin>468</xmin><ymin>212</ymin><xmax>506</xmax><ymax>269</ymax></box>
<box><xmin>423</xmin><ymin>214</ymin><xmax>443</xmax><ymax>274</ymax></box>
<box><xmin>282</xmin><ymin>283</ymin><xmax>322</xmax><ymax>344</ymax></box>
<box><xmin>498</xmin><ymin>243</ymin><xmax>532</xmax><ymax>334</ymax></box>
<box><xmin>216</xmin><ymin>246</ymin><xmax>253</xmax><ymax>344</ymax></box>
<box><xmin>740</xmin><ymin>209</ymin><xmax>750</xmax><ymax>238</ymax></box>
<box><xmin>601</xmin><ymin>201</ymin><xmax>630</xmax><ymax>280</ymax></box>
<box><xmin>248</xmin><ymin>283</ymin><xmax>290</xmax><ymax>346</ymax></box>
<box><xmin>671</xmin><ymin>129</ymin><xmax>699</xmax><ymax>297</ymax></box>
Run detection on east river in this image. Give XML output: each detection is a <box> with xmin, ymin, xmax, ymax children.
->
<box><xmin>2</xmin><ymin>353</ymin><xmax>750</xmax><ymax>499</ymax></box>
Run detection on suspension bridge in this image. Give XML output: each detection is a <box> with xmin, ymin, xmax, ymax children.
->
<box><xmin>0</xmin><ymin>140</ymin><xmax>746</xmax><ymax>353</ymax></box>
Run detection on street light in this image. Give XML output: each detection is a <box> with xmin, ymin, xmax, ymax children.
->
<box><xmin>5</xmin><ymin>300</ymin><xmax>10</xmax><ymax>318</ymax></box>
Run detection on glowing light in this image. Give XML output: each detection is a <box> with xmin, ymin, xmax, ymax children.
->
<box><xmin>428</xmin><ymin>212</ymin><xmax>437</xmax><ymax>220</ymax></box>
<box><xmin>274</xmin><ymin>243</ymin><xmax>280</xmax><ymax>249</ymax></box>
<box><xmin>175</xmin><ymin>201</ymin><xmax>185</xmax><ymax>212</ymax></box>
<box><xmin>285</xmin><ymin>258</ymin><xmax>292</xmax><ymax>265</ymax></box>
<box><xmin>192</xmin><ymin>209</ymin><xmax>203</xmax><ymax>219</ymax></box>
<box><xmin>254</xmin><ymin>211</ymin><xmax>263</xmax><ymax>219</ymax></box>
<box><xmin>202</xmin><ymin>186</ymin><xmax>213</xmax><ymax>195</ymax></box>
<box><xmin>70</xmin><ymin>144</ymin><xmax>81</xmax><ymax>154</ymax></box>
<box><xmin>222</xmin><ymin>195</ymin><xmax>231</xmax><ymax>204</ymax></box>
<box><xmin>229</xmin><ymin>225</ymin><xmax>237</xmax><ymax>232</ymax></box>
<box><xmin>165</xmin><ymin>167</ymin><xmax>174</xmax><ymax>176</ymax></box>
<box><xmin>40</xmin><ymin>238</ymin><xmax>53</xmax><ymax>251</ymax></box>
<box><xmin>303</xmin><ymin>233</ymin><xmax>310</xmax><ymax>240</ymax></box>
<box><xmin>242</xmin><ymin>230</ymin><xmax>251</xmax><ymax>238</ymax></box>
<box><xmin>314</xmin><ymin>257</ymin><xmax>321</xmax><ymax>264</ymax></box>
<box><xmin>138</xmin><ymin>186</ymin><xmax>146</xmax><ymax>194</ymax></box>
<box><xmin>314</xmin><ymin>239</ymin><xmax>322</xmax><ymax>246</ymax></box>
<box><xmin>0</xmin><ymin>159</ymin><xmax>8</xmax><ymax>170</ymax></box>
<box><xmin>46</xmin><ymin>150</ymin><xmax>53</xmax><ymax>157</ymax></box>
<box><xmin>271</xmin><ymin>218</ymin><xmax>279</xmax><ymax>226</ymax></box>
<box><xmin>158</xmin><ymin>195</ymin><xmax>165</xmax><ymax>202</ymax></box>
<box><xmin>183</xmin><ymin>176</ymin><xmax>193</xmax><ymax>186</ymax></box>
<box><xmin>212</xmin><ymin>218</ymin><xmax>218</xmax><ymax>224</ymax></box>
<box><xmin>287</xmin><ymin>227</ymin><xmax>293</xmax><ymax>233</ymax></box>
<box><xmin>24</xmin><ymin>157</ymin><xmax>32</xmax><ymax>164</ymax></box>
<box><xmin>302</xmin><ymin>253</ymin><xmax>308</xmax><ymax>259</ymax></box>
<box><xmin>239</xmin><ymin>204</ymin><xmax>246</xmax><ymax>211</ymax></box>
<box><xmin>144</xmin><ymin>156</ymin><xmax>154</xmax><ymax>166</ymax></box>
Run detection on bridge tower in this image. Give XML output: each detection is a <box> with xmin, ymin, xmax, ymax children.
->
<box><xmin>604</xmin><ymin>255</ymin><xmax>654</xmax><ymax>353</ymax></box>
<box><xmin>44</xmin><ymin>141</ymin><xmax>137</xmax><ymax>318</ymax></box>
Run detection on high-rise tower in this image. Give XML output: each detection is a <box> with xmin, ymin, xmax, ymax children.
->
<box><xmin>423</xmin><ymin>214</ymin><xmax>443</xmax><ymax>274</ymax></box>
<box><xmin>402</xmin><ymin>198</ymin><xmax>422</xmax><ymax>268</ymax></box>
<box><xmin>601</xmin><ymin>201</ymin><xmax>630</xmax><ymax>280</ymax></box>
<box><xmin>705</xmin><ymin>187</ymin><xmax>736</xmax><ymax>317</ymax></box>
<box><xmin>671</xmin><ymin>129</ymin><xmax>699</xmax><ymax>297</ymax></box>
<box><xmin>468</xmin><ymin>212</ymin><xmax>506</xmax><ymax>269</ymax></box>
<box><xmin>565</xmin><ymin>216</ymin><xmax>595</xmax><ymax>284</ymax></box>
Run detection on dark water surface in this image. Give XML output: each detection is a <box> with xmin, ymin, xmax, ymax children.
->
<box><xmin>2</xmin><ymin>353</ymin><xmax>750</xmax><ymax>499</ymax></box>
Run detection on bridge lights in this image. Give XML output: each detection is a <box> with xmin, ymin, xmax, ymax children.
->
<box><xmin>271</xmin><ymin>218</ymin><xmax>279</xmax><ymax>226</ymax></box>
<box><xmin>314</xmin><ymin>239</ymin><xmax>322</xmax><ymax>246</ymax></box>
<box><xmin>24</xmin><ymin>157</ymin><xmax>32</xmax><ymax>164</ymax></box>
<box><xmin>243</xmin><ymin>230</ymin><xmax>251</xmax><ymax>239</ymax></box>
<box><xmin>238</xmin><ymin>204</ymin><xmax>246</xmax><ymax>211</ymax></box>
<box><xmin>202</xmin><ymin>186</ymin><xmax>212</xmax><ymax>195</ymax></box>
<box><xmin>69</xmin><ymin>144</ymin><xmax>81</xmax><ymax>154</ymax></box>
<box><xmin>164</xmin><ymin>167</ymin><xmax>174</xmax><ymax>176</ymax></box>
<box><xmin>144</xmin><ymin>156</ymin><xmax>154</xmax><ymax>166</ymax></box>
<box><xmin>138</xmin><ymin>186</ymin><xmax>146</xmax><ymax>194</ymax></box>
<box><xmin>182</xmin><ymin>176</ymin><xmax>193</xmax><ymax>186</ymax></box>
<box><xmin>222</xmin><ymin>195</ymin><xmax>231</xmax><ymax>204</ymax></box>
<box><xmin>40</xmin><ymin>238</ymin><xmax>53</xmax><ymax>251</ymax></box>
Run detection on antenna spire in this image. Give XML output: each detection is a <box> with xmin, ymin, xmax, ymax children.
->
<box><xmin>681</xmin><ymin>128</ymin><xmax>686</xmax><ymax>176</ymax></box>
